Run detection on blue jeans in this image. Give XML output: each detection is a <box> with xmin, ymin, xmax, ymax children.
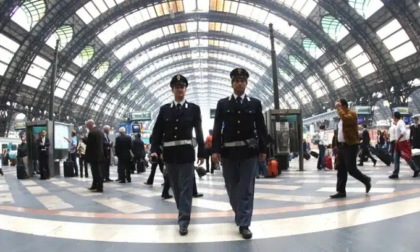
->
<box><xmin>256</xmin><ymin>160</ymin><xmax>268</xmax><ymax>177</ymax></box>
<box><xmin>317</xmin><ymin>145</ymin><xmax>326</xmax><ymax>169</ymax></box>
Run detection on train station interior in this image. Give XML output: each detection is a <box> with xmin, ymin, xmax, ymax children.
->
<box><xmin>1</xmin><ymin>0</ymin><xmax>420</xmax><ymax>251</ymax></box>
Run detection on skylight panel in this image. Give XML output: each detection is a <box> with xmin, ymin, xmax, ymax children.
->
<box><xmin>345</xmin><ymin>44</ymin><xmax>376</xmax><ymax>77</ymax></box>
<box><xmin>93</xmin><ymin>0</ymin><xmax>108</xmax><ymax>13</ymax></box>
<box><xmin>23</xmin><ymin>56</ymin><xmax>51</xmax><ymax>89</ymax></box>
<box><xmin>349</xmin><ymin>0</ymin><xmax>383</xmax><ymax>19</ymax></box>
<box><xmin>289</xmin><ymin>55</ymin><xmax>307</xmax><ymax>72</ymax></box>
<box><xmin>279</xmin><ymin>69</ymin><xmax>292</xmax><ymax>82</ymax></box>
<box><xmin>324</xmin><ymin>61</ymin><xmax>348</xmax><ymax>90</ymax></box>
<box><xmin>265</xmin><ymin>13</ymin><xmax>297</xmax><ymax>38</ymax></box>
<box><xmin>11</xmin><ymin>0</ymin><xmax>46</xmax><ymax>31</ymax></box>
<box><xmin>0</xmin><ymin>34</ymin><xmax>20</xmax><ymax>76</ymax></box>
<box><xmin>98</xmin><ymin>18</ymin><xmax>130</xmax><ymax>44</ymax></box>
<box><xmin>302</xmin><ymin>38</ymin><xmax>324</xmax><ymax>59</ymax></box>
<box><xmin>321</xmin><ymin>15</ymin><xmax>349</xmax><ymax>42</ymax></box>
<box><xmin>86</xmin><ymin>2</ymin><xmax>101</xmax><ymax>18</ymax></box>
<box><xmin>46</xmin><ymin>25</ymin><xmax>73</xmax><ymax>51</ymax></box>
<box><xmin>55</xmin><ymin>71</ymin><xmax>75</xmax><ymax>98</ymax></box>
<box><xmin>108</xmin><ymin>73</ymin><xmax>121</xmax><ymax>88</ymax></box>
<box><xmin>307</xmin><ymin>75</ymin><xmax>328</xmax><ymax>98</ymax></box>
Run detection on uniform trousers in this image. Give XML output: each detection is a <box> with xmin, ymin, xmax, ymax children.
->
<box><xmin>165</xmin><ymin>162</ymin><xmax>194</xmax><ymax>228</ymax></box>
<box><xmin>221</xmin><ymin>157</ymin><xmax>257</xmax><ymax>227</ymax></box>
<box><xmin>336</xmin><ymin>143</ymin><xmax>370</xmax><ymax>193</ymax></box>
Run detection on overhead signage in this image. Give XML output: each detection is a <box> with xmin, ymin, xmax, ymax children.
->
<box><xmin>131</xmin><ymin>111</ymin><xmax>152</xmax><ymax>121</ymax></box>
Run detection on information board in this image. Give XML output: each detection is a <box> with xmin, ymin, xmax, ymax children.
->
<box><xmin>54</xmin><ymin>123</ymin><xmax>70</xmax><ymax>150</ymax></box>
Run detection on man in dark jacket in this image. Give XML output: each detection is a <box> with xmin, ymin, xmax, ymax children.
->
<box><xmin>150</xmin><ymin>74</ymin><xmax>205</xmax><ymax>236</ymax></box>
<box><xmin>410</xmin><ymin>116</ymin><xmax>420</xmax><ymax>149</ymax></box>
<box><xmin>102</xmin><ymin>125</ymin><xmax>112</xmax><ymax>182</ymax></box>
<box><xmin>212</xmin><ymin>68</ymin><xmax>268</xmax><ymax>240</ymax></box>
<box><xmin>115</xmin><ymin>127</ymin><xmax>132</xmax><ymax>183</ymax></box>
<box><xmin>84</xmin><ymin>119</ymin><xmax>104</xmax><ymax>192</ymax></box>
<box><xmin>358</xmin><ymin>124</ymin><xmax>376</xmax><ymax>166</ymax></box>
<box><xmin>37</xmin><ymin>130</ymin><xmax>50</xmax><ymax>180</ymax></box>
<box><xmin>132</xmin><ymin>133</ymin><xmax>145</xmax><ymax>173</ymax></box>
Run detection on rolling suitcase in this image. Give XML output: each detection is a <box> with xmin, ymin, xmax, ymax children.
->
<box><xmin>370</xmin><ymin>146</ymin><xmax>391</xmax><ymax>166</ymax></box>
<box><xmin>324</xmin><ymin>156</ymin><xmax>333</xmax><ymax>170</ymax></box>
<box><xmin>64</xmin><ymin>160</ymin><xmax>74</xmax><ymax>177</ymax></box>
<box><xmin>310</xmin><ymin>151</ymin><xmax>319</xmax><ymax>158</ymax></box>
<box><xmin>17</xmin><ymin>163</ymin><xmax>26</xmax><ymax>179</ymax></box>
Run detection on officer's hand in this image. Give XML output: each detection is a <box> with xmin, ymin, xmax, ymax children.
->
<box><xmin>150</xmin><ymin>153</ymin><xmax>158</xmax><ymax>158</ymax></box>
<box><xmin>258</xmin><ymin>153</ymin><xmax>267</xmax><ymax>162</ymax></box>
<box><xmin>212</xmin><ymin>153</ymin><xmax>221</xmax><ymax>163</ymax></box>
<box><xmin>197</xmin><ymin>158</ymin><xmax>204</xmax><ymax>166</ymax></box>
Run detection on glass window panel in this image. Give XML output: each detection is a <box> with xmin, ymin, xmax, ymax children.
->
<box><xmin>54</xmin><ymin>88</ymin><xmax>66</xmax><ymax>98</ymax></box>
<box><xmin>11</xmin><ymin>0</ymin><xmax>46</xmax><ymax>31</ymax></box>
<box><xmin>80</xmin><ymin>90</ymin><xmax>89</xmax><ymax>98</ymax></box>
<box><xmin>0</xmin><ymin>62</ymin><xmax>7</xmax><ymax>75</ymax></box>
<box><xmin>334</xmin><ymin>78</ymin><xmax>346</xmax><ymax>89</ymax></box>
<box><xmin>0</xmin><ymin>34</ymin><xmax>20</xmax><ymax>52</ymax></box>
<box><xmin>183</xmin><ymin>0</ymin><xmax>196</xmax><ymax>13</ymax></box>
<box><xmin>46</xmin><ymin>25</ymin><xmax>74</xmax><ymax>51</ymax></box>
<box><xmin>93</xmin><ymin>0</ymin><xmax>108</xmax><ymax>13</ymax></box>
<box><xmin>382</xmin><ymin>29</ymin><xmax>410</xmax><ymax>50</ymax></box>
<box><xmin>93</xmin><ymin>61</ymin><xmax>110</xmax><ymax>79</ymax></box>
<box><xmin>390</xmin><ymin>41</ymin><xmax>417</xmax><ymax>62</ymax></box>
<box><xmin>321</xmin><ymin>15</ymin><xmax>349</xmax><ymax>42</ymax></box>
<box><xmin>351</xmin><ymin>53</ymin><xmax>369</xmax><ymax>68</ymax></box>
<box><xmin>85</xmin><ymin>2</ymin><xmax>101</xmax><ymax>18</ymax></box>
<box><xmin>76</xmin><ymin>97</ymin><xmax>85</xmax><ymax>105</ymax></box>
<box><xmin>73</xmin><ymin>46</ymin><xmax>95</xmax><ymax>67</ymax></box>
<box><xmin>76</xmin><ymin>7</ymin><xmax>93</xmax><ymax>24</ymax></box>
<box><xmin>23</xmin><ymin>74</ymin><xmax>41</xmax><ymax>89</ymax></box>
<box><xmin>376</xmin><ymin>19</ymin><xmax>401</xmax><ymax>39</ymax></box>
<box><xmin>302</xmin><ymin>38</ymin><xmax>324</xmax><ymax>59</ymax></box>
<box><xmin>357</xmin><ymin>63</ymin><xmax>376</xmax><ymax>77</ymax></box>
<box><xmin>345</xmin><ymin>44</ymin><xmax>363</xmax><ymax>58</ymax></box>
<box><xmin>108</xmin><ymin>73</ymin><xmax>121</xmax><ymax>88</ymax></box>
<box><xmin>349</xmin><ymin>0</ymin><xmax>383</xmax><ymax>19</ymax></box>
<box><xmin>289</xmin><ymin>55</ymin><xmax>306</xmax><ymax>72</ymax></box>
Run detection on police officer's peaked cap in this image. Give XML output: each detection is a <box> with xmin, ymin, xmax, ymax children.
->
<box><xmin>170</xmin><ymin>74</ymin><xmax>188</xmax><ymax>87</ymax></box>
<box><xmin>230</xmin><ymin>68</ymin><xmax>249</xmax><ymax>80</ymax></box>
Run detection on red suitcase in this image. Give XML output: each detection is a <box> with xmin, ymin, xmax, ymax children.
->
<box><xmin>325</xmin><ymin>156</ymin><xmax>332</xmax><ymax>170</ymax></box>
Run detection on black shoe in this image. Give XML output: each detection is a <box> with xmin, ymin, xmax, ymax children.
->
<box><xmin>373</xmin><ymin>160</ymin><xmax>377</xmax><ymax>166</ymax></box>
<box><xmin>193</xmin><ymin>193</ymin><xmax>203</xmax><ymax>198</ymax></box>
<box><xmin>143</xmin><ymin>182</ymin><xmax>153</xmax><ymax>186</ymax></box>
<box><xmin>93</xmin><ymin>189</ymin><xmax>103</xmax><ymax>193</ymax></box>
<box><xmin>239</xmin><ymin>226</ymin><xmax>252</xmax><ymax>239</ymax></box>
<box><xmin>127</xmin><ymin>179</ymin><xmax>131</xmax><ymax>183</ymax></box>
<box><xmin>161</xmin><ymin>194</ymin><xmax>173</xmax><ymax>200</ymax></box>
<box><xmin>413</xmin><ymin>170</ymin><xmax>419</xmax><ymax>178</ymax></box>
<box><xmin>88</xmin><ymin>187</ymin><xmax>97</xmax><ymax>191</ymax></box>
<box><xmin>389</xmin><ymin>174</ymin><xmax>399</xmax><ymax>179</ymax></box>
<box><xmin>119</xmin><ymin>181</ymin><xmax>126</xmax><ymax>183</ymax></box>
<box><xmin>365</xmin><ymin>177</ymin><xmax>372</xmax><ymax>193</ymax></box>
<box><xmin>179</xmin><ymin>227</ymin><xmax>188</xmax><ymax>236</ymax></box>
<box><xmin>330</xmin><ymin>192</ymin><xmax>346</xmax><ymax>198</ymax></box>
<box><xmin>0</xmin><ymin>169</ymin><xmax>3</xmax><ymax>176</ymax></box>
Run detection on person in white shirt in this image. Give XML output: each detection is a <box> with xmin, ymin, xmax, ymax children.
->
<box><xmin>317</xmin><ymin>125</ymin><xmax>328</xmax><ymax>170</ymax></box>
<box><xmin>388</xmin><ymin>122</ymin><xmax>396</xmax><ymax>162</ymax></box>
<box><xmin>389</xmin><ymin>112</ymin><xmax>420</xmax><ymax>179</ymax></box>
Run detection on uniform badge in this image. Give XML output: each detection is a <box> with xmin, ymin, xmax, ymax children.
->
<box><xmin>177</xmin><ymin>74</ymin><xmax>181</xmax><ymax>80</ymax></box>
<box><xmin>237</xmin><ymin>68</ymin><xmax>242</xmax><ymax>73</ymax></box>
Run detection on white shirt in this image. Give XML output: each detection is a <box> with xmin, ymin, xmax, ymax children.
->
<box><xmin>388</xmin><ymin>124</ymin><xmax>396</xmax><ymax>142</ymax></box>
<box><xmin>41</xmin><ymin>137</ymin><xmax>45</xmax><ymax>145</ymax></box>
<box><xmin>395</xmin><ymin>119</ymin><xmax>408</xmax><ymax>142</ymax></box>
<box><xmin>173</xmin><ymin>99</ymin><xmax>186</xmax><ymax>107</ymax></box>
<box><xmin>232</xmin><ymin>93</ymin><xmax>245</xmax><ymax>103</ymax></box>
<box><xmin>319</xmin><ymin>130</ymin><xmax>328</xmax><ymax>145</ymax></box>
<box><xmin>338</xmin><ymin>120</ymin><xmax>344</xmax><ymax>143</ymax></box>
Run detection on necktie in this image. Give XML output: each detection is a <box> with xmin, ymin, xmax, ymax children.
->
<box><xmin>177</xmin><ymin>103</ymin><xmax>182</xmax><ymax>110</ymax></box>
<box><xmin>236</xmin><ymin>96</ymin><xmax>242</xmax><ymax>104</ymax></box>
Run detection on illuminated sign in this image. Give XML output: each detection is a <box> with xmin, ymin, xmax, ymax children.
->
<box><xmin>131</xmin><ymin>111</ymin><xmax>152</xmax><ymax>121</ymax></box>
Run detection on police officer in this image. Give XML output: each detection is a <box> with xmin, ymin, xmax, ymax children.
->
<box><xmin>150</xmin><ymin>74</ymin><xmax>205</xmax><ymax>236</ymax></box>
<box><xmin>212</xmin><ymin>68</ymin><xmax>268</xmax><ymax>240</ymax></box>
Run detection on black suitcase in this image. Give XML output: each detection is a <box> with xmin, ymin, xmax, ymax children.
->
<box><xmin>310</xmin><ymin>151</ymin><xmax>319</xmax><ymax>158</ymax></box>
<box><xmin>370</xmin><ymin>146</ymin><xmax>391</xmax><ymax>166</ymax></box>
<box><xmin>303</xmin><ymin>152</ymin><xmax>311</xmax><ymax>160</ymax></box>
<box><xmin>64</xmin><ymin>160</ymin><xmax>74</xmax><ymax>177</ymax></box>
<box><xmin>17</xmin><ymin>163</ymin><xmax>26</xmax><ymax>179</ymax></box>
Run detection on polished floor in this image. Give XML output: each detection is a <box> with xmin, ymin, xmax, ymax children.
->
<box><xmin>1</xmin><ymin>157</ymin><xmax>420</xmax><ymax>251</ymax></box>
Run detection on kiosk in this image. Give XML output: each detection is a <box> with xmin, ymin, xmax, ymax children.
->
<box><xmin>26</xmin><ymin>120</ymin><xmax>73</xmax><ymax>177</ymax></box>
<box><xmin>265</xmin><ymin>109</ymin><xmax>304</xmax><ymax>171</ymax></box>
